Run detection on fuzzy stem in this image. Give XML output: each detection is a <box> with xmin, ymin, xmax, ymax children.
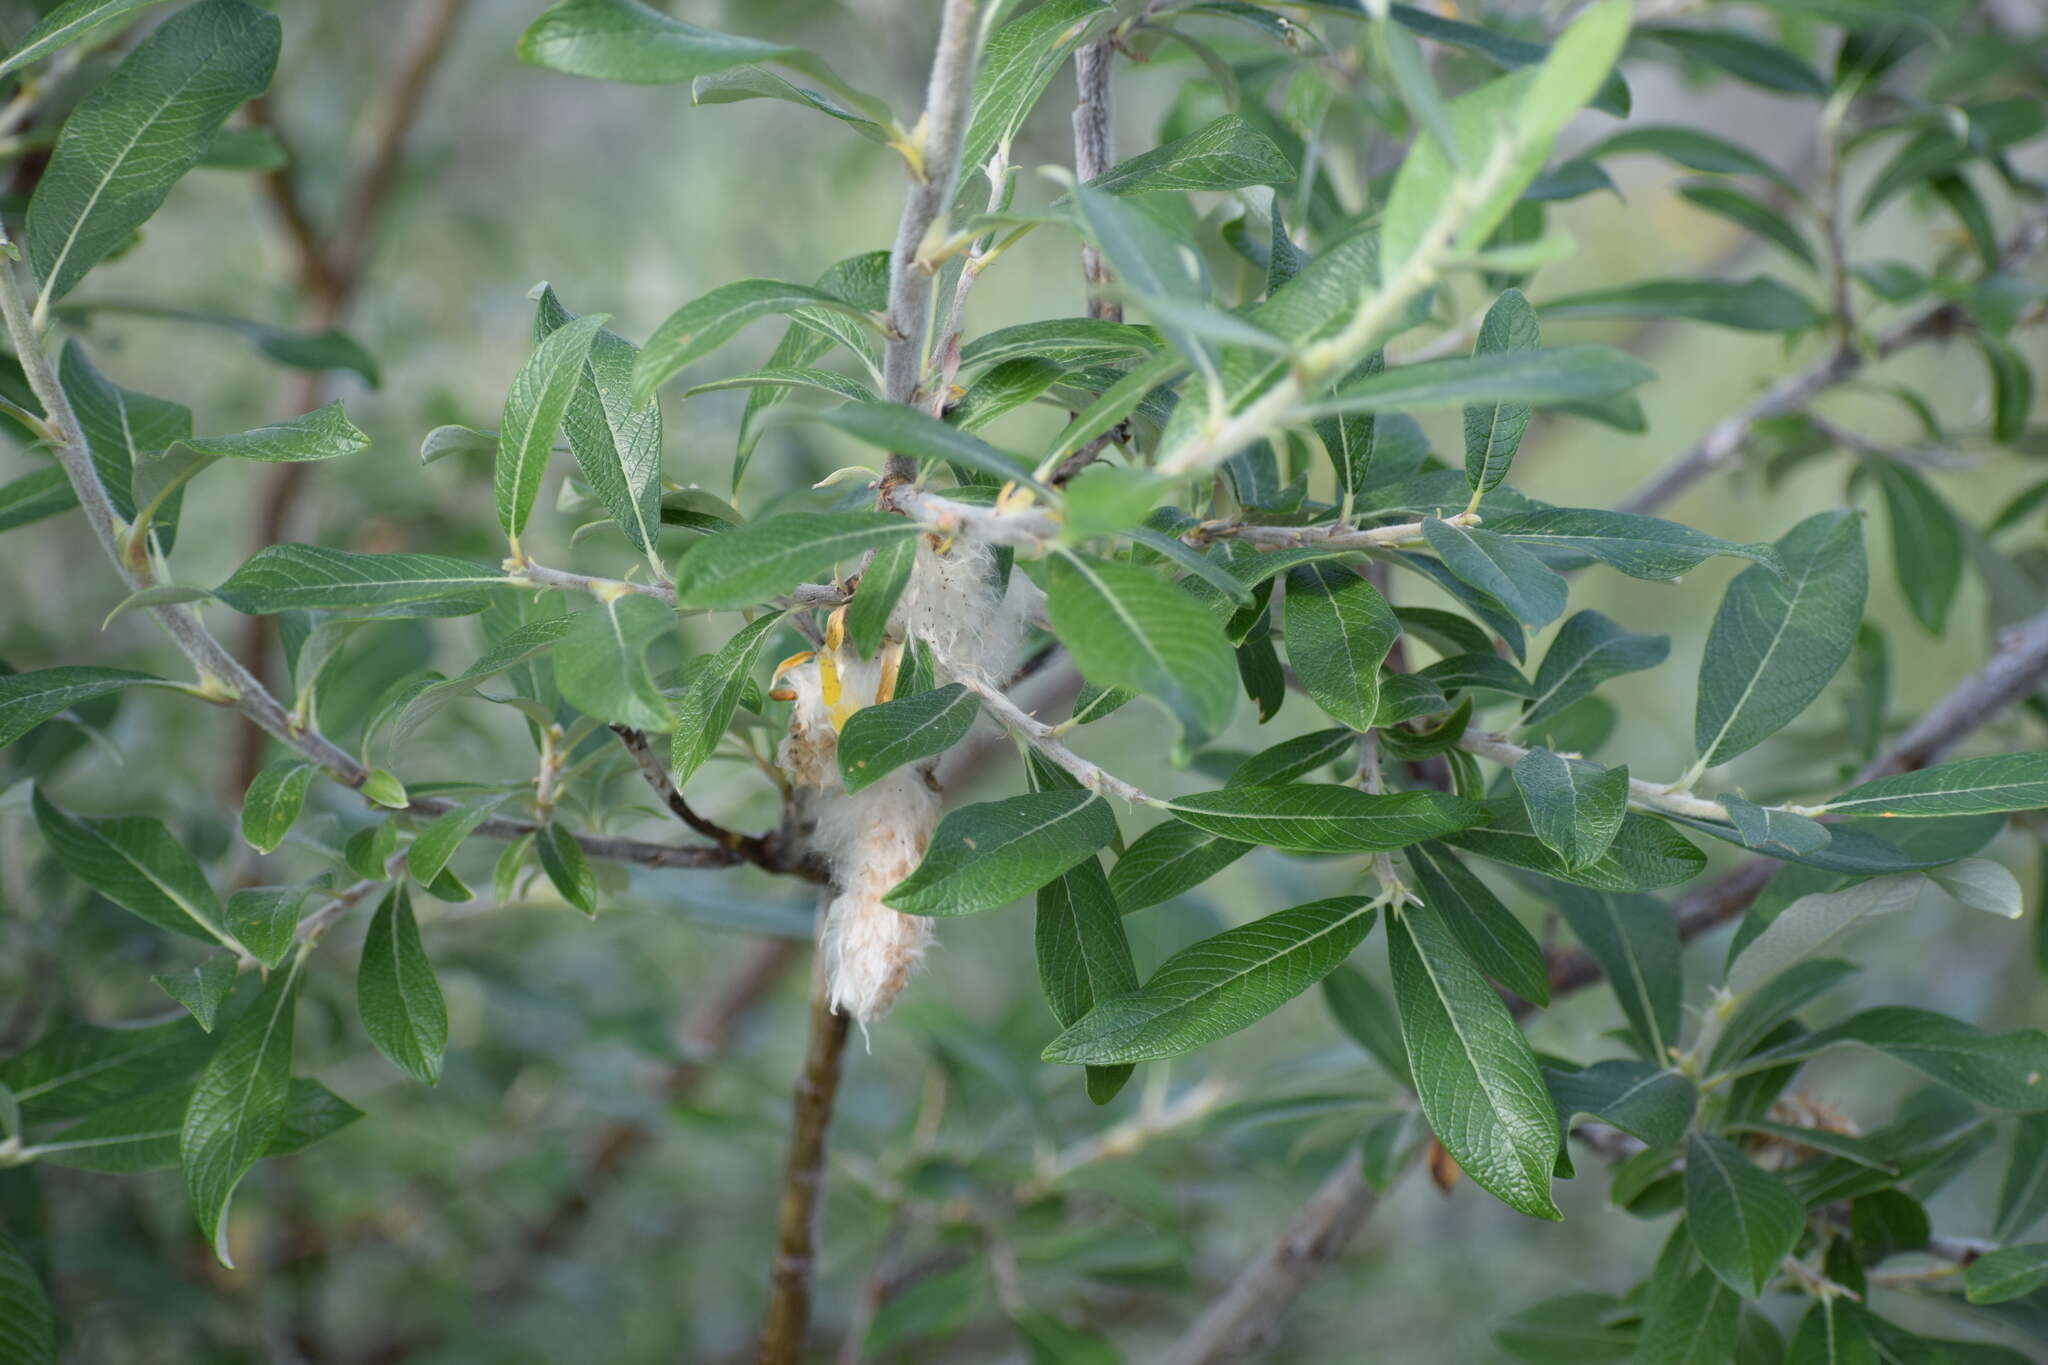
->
<box><xmin>880</xmin><ymin>0</ymin><xmax>983</xmax><ymax>469</ymax></box>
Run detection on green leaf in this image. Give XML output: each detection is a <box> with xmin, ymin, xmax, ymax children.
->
<box><xmin>0</xmin><ymin>0</ymin><xmax>178</xmax><ymax>82</ymax></box>
<box><xmin>0</xmin><ymin>665</ymin><xmax>175</xmax><ymax>748</ymax></box>
<box><xmin>690</xmin><ymin>65</ymin><xmax>886</xmax><ymax>142</ymax></box>
<box><xmin>1522</xmin><ymin>610</ymin><xmax>1670</xmax><ymax>731</ymax></box>
<box><xmin>406</xmin><ymin>795</ymin><xmax>509</xmax><ymax>887</ymax></box>
<box><xmin>670</xmin><ymin>610</ymin><xmax>788</xmax><ymax>783</ymax></box>
<box><xmin>1283</xmin><ymin>562</ymin><xmax>1397</xmax><ymax>731</ymax></box>
<box><xmin>1493</xmin><ymin>1292</ymin><xmax>1633</xmax><ymax>1363</ymax></box>
<box><xmin>1390</xmin><ymin>899</ymin><xmax>1561</xmax><ymax>1219</ymax></box>
<box><xmin>685</xmin><ymin>366</ymin><xmax>876</xmax><ymax>404</ymax></box>
<box><xmin>153</xmin><ymin>956</ymin><xmax>237</xmax><ymax>1032</ymax></box>
<box><xmin>215</xmin><ymin>545</ymin><xmax>501</xmax><ymax>614</ymax></box>
<box><xmin>1043</xmin><ymin>551</ymin><xmax>1236</xmax><ymax>742</ymax></box>
<box><xmin>957</xmin><ymin>318</ymin><xmax>1157</xmax><ymax>371</ymax></box>
<box><xmin>0</xmin><ymin>1226</ymin><xmax>56</xmax><ymax>1365</ymax></box>
<box><xmin>1422</xmin><ymin>518</ymin><xmax>1566</xmax><ymax>628</ymax></box>
<box><xmin>1866</xmin><ymin>459</ymin><xmax>1962</xmax><ymax>636</ymax></box>
<box><xmin>1724</xmin><ymin>875</ymin><xmax>1925</xmax><ymax>1000</ymax></box>
<box><xmin>633</xmin><ymin>279</ymin><xmax>874</xmax><ymax>405</ymax></box>
<box><xmin>1382</xmin><ymin>0</ymin><xmax>1629</xmax><ymax>280</ymax></box>
<box><xmin>535</xmin><ymin>285</ymin><xmax>664</xmax><ymax>556</ymax></box>
<box><xmin>390</xmin><ymin>617</ymin><xmax>575</xmax><ymax>742</ymax></box>
<box><xmin>357</xmin><ymin>886</ymin><xmax>447</xmax><ymax>1086</ymax></box>
<box><xmin>0</xmin><ymin>1017</ymin><xmax>209</xmax><ymax>1122</ymax></box>
<box><xmin>1451</xmin><ymin>791</ymin><xmax>1703</xmax><ymax>888</ymax></box>
<box><xmin>33</xmin><ymin>788</ymin><xmax>239</xmax><ymax>950</ymax></box>
<box><xmin>1511</xmin><ymin>749</ymin><xmax>1629</xmax><ymax>871</ymax></box>
<box><xmin>25</xmin><ymin>0</ymin><xmax>280</xmax><ymax>303</ymax></box>
<box><xmin>1044</xmin><ymin>895</ymin><xmax>1376</xmax><ymax>1065</ymax></box>
<box><xmin>1677</xmin><ymin>182</ymin><xmax>1818</xmax><ymax>267</ymax></box>
<box><xmin>177</xmin><ymin>401</ymin><xmax>369</xmax><ymax>463</ymax></box>
<box><xmin>1685</xmin><ymin>1131</ymin><xmax>1804</xmax><ymax>1298</ymax></box>
<box><xmin>1166</xmin><ymin>784</ymin><xmax>1487</xmax><ymax>855</ymax></box>
<box><xmin>223</xmin><ymin>888</ymin><xmax>305</xmax><ymax>971</ymax></box>
<box><xmin>1835</xmin><ymin>749</ymin><xmax>2048</xmax><ymax>822</ymax></box>
<box><xmin>672</xmin><ymin>512</ymin><xmax>916</xmax><ymax>611</ymax></box>
<box><xmin>1584</xmin><ymin>124</ymin><xmax>1797</xmax><ymax>191</ymax></box>
<box><xmin>815</xmin><ymin>401</ymin><xmax>1039</xmax><ymax>491</ymax></box>
<box><xmin>842</xmin><ymin>532</ymin><xmax>914</xmax><ymax>659</ymax></box>
<box><xmin>240</xmin><ymin>760</ymin><xmax>316</xmax><ymax>855</ymax></box>
<box><xmin>496</xmin><ymin>310</ymin><xmax>608</xmax><ymax>541</ymax></box>
<box><xmin>1084</xmin><ymin>114</ymin><xmax>1293</xmax><ymax>196</ymax></box>
<box><xmin>181</xmin><ymin>957</ymin><xmax>299</xmax><ymax>1267</ymax></box>
<box><xmin>1550</xmin><ymin>886</ymin><xmax>1683</xmax><ymax>1059</ymax></box>
<box><xmin>0</xmin><ymin>467</ymin><xmax>77</xmax><ymax>534</ymax></box>
<box><xmin>1547</xmin><ymin>1060</ymin><xmax>1696</xmax><ymax>1149</ymax></box>
<box><xmin>956</xmin><ymin>0</ymin><xmax>1109</xmax><ymax>198</ymax></box>
<box><xmin>1718</xmin><ymin>796</ymin><xmax>1832</xmax><ymax>858</ymax></box>
<box><xmin>837</xmin><ymin>684</ymin><xmax>979</xmax><ymax>794</ymax></box>
<box><xmin>1638</xmin><ymin>24</ymin><xmax>1827</xmax><ymax>97</ymax></box>
<box><xmin>1108</xmin><ymin>818</ymin><xmax>1250</xmax><ymax>914</ymax></box>
<box><xmin>884</xmin><ymin>790</ymin><xmax>1118</xmax><ymax>917</ymax></box>
<box><xmin>58</xmin><ymin>341</ymin><xmax>193</xmax><ymax>543</ymax></box>
<box><xmin>1538</xmin><ymin>276</ymin><xmax>1822</xmax><ymax>331</ymax></box>
<box><xmin>517</xmin><ymin>0</ymin><xmax>882</xmax><ymax>118</ymax></box>
<box><xmin>1405</xmin><ymin>842</ymin><xmax>1550</xmax><ymax>1007</ymax></box>
<box><xmin>1309</xmin><ymin>346</ymin><xmax>1654</xmax><ymax>420</ymax></box>
<box><xmin>27</xmin><ymin>1076</ymin><xmax>352</xmax><ymax>1174</ymax></box>
<box><xmin>1740</xmin><ymin>1007</ymin><xmax>2048</xmax><ymax>1111</ymax></box>
<box><xmin>1969</xmin><ymin>1244</ymin><xmax>2048</xmax><ymax>1303</ymax></box>
<box><xmin>1033</xmin><ymin>855</ymin><xmax>1138</xmax><ymax>1102</ymax></box>
<box><xmin>1694</xmin><ymin>509</ymin><xmax>1867</xmax><ymax>769</ymax></box>
<box><xmin>535</xmin><ymin>823</ymin><xmax>597</xmax><ymax>916</ymax></box>
<box><xmin>197</xmin><ymin>123</ymin><xmax>286</xmax><ymax>170</ymax></box>
<box><xmin>1388</xmin><ymin>3</ymin><xmax>1629</xmax><ymax>118</ymax></box>
<box><xmin>1464</xmin><ymin>289</ymin><xmax>1539</xmax><ymax>496</ymax></box>
<box><xmin>1487</xmin><ymin>508</ymin><xmax>1781</xmax><ymax>581</ymax></box>
<box><xmin>555</xmin><ymin>594</ymin><xmax>674</xmax><ymax>731</ymax></box>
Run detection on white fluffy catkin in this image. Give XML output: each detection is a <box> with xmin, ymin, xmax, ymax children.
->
<box><xmin>778</xmin><ymin>649</ymin><xmax>938</xmax><ymax>1025</ymax></box>
<box><xmin>778</xmin><ymin>537</ymin><xmax>1038</xmax><ymax>1025</ymax></box>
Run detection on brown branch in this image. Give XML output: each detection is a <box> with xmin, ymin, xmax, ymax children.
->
<box><xmin>230</xmin><ymin>0</ymin><xmax>470</xmax><ymax>796</ymax></box>
<box><xmin>1168</xmin><ymin>606</ymin><xmax>2048</xmax><ymax>1363</ymax></box>
<box><xmin>758</xmin><ymin>959</ymin><xmax>854</xmax><ymax>1365</ymax></box>
<box><xmin>609</xmin><ymin>725</ymin><xmax>827</xmax><ymax>882</ymax></box>
<box><xmin>1617</xmin><ymin>211</ymin><xmax>2048</xmax><ymax>516</ymax></box>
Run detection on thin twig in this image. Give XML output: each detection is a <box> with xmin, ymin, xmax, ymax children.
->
<box><xmin>758</xmin><ymin>955</ymin><xmax>855</xmax><ymax>1365</ymax></box>
<box><xmin>609</xmin><ymin>726</ymin><xmax>826</xmax><ymax>882</ymax></box>
<box><xmin>1617</xmin><ymin>211</ymin><xmax>2048</xmax><ymax>516</ymax></box>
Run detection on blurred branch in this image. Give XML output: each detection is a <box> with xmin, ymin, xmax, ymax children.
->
<box><xmin>1170</xmin><ymin>606</ymin><xmax>2048</xmax><ymax>1362</ymax></box>
<box><xmin>505</xmin><ymin>936</ymin><xmax>805</xmax><ymax>1268</ymax></box>
<box><xmin>1157</xmin><ymin>1152</ymin><xmax>1385</xmax><ymax>1365</ymax></box>
<box><xmin>759</xmin><ymin>958</ymin><xmax>855</xmax><ymax>1365</ymax></box>
<box><xmin>231</xmin><ymin>0</ymin><xmax>470</xmax><ymax>796</ymax></box>
<box><xmin>1617</xmin><ymin>210</ymin><xmax>2048</xmax><ymax>516</ymax></box>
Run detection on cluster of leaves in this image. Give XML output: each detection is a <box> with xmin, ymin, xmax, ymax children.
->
<box><xmin>3</xmin><ymin>0</ymin><xmax>2048</xmax><ymax>1360</ymax></box>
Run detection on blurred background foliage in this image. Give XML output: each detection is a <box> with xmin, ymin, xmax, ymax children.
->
<box><xmin>2</xmin><ymin>0</ymin><xmax>2046</xmax><ymax>1361</ymax></box>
